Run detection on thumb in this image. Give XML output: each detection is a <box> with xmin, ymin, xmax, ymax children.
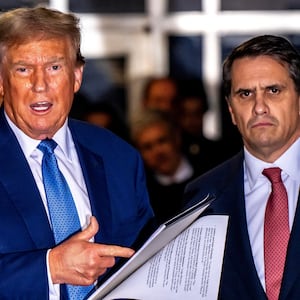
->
<box><xmin>77</xmin><ymin>216</ymin><xmax>99</xmax><ymax>241</ymax></box>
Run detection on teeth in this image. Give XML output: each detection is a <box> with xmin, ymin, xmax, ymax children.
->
<box><xmin>33</xmin><ymin>106</ymin><xmax>48</xmax><ymax>111</ymax></box>
<box><xmin>34</xmin><ymin>101</ymin><xmax>49</xmax><ymax>106</ymax></box>
<box><xmin>30</xmin><ymin>101</ymin><xmax>52</xmax><ymax>111</ymax></box>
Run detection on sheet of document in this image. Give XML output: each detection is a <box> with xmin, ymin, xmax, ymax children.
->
<box><xmin>88</xmin><ymin>194</ymin><xmax>215</xmax><ymax>300</ymax></box>
<box><xmin>103</xmin><ymin>215</ymin><xmax>228</xmax><ymax>300</ymax></box>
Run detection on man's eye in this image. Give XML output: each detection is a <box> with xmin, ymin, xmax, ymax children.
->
<box><xmin>270</xmin><ymin>87</ymin><xmax>279</xmax><ymax>94</ymax></box>
<box><xmin>16</xmin><ymin>67</ymin><xmax>27</xmax><ymax>72</ymax></box>
<box><xmin>239</xmin><ymin>90</ymin><xmax>251</xmax><ymax>98</ymax></box>
<box><xmin>51</xmin><ymin>65</ymin><xmax>60</xmax><ymax>70</ymax></box>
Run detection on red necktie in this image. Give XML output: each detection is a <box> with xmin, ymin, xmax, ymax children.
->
<box><xmin>263</xmin><ymin>167</ymin><xmax>290</xmax><ymax>300</ymax></box>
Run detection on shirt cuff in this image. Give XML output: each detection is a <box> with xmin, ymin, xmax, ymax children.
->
<box><xmin>46</xmin><ymin>249</ymin><xmax>60</xmax><ymax>300</ymax></box>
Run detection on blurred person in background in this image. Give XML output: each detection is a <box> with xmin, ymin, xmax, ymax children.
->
<box><xmin>71</xmin><ymin>92</ymin><xmax>131</xmax><ymax>143</ymax></box>
<box><xmin>142</xmin><ymin>76</ymin><xmax>179</xmax><ymax>114</ymax></box>
<box><xmin>172</xmin><ymin>79</ymin><xmax>225</xmax><ymax>174</ymax></box>
<box><xmin>131</xmin><ymin>109</ymin><xmax>200</xmax><ymax>223</ymax></box>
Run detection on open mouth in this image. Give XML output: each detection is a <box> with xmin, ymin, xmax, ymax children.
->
<box><xmin>30</xmin><ymin>101</ymin><xmax>53</xmax><ymax>112</ymax></box>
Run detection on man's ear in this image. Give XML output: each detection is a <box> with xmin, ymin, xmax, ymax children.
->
<box><xmin>0</xmin><ymin>75</ymin><xmax>4</xmax><ymax>104</ymax></box>
<box><xmin>73</xmin><ymin>65</ymin><xmax>84</xmax><ymax>93</ymax></box>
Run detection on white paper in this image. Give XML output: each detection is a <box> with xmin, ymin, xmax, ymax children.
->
<box><xmin>103</xmin><ymin>215</ymin><xmax>228</xmax><ymax>300</ymax></box>
<box><xmin>88</xmin><ymin>194</ymin><xmax>214</xmax><ymax>300</ymax></box>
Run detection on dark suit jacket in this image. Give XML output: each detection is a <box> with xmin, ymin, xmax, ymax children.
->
<box><xmin>145</xmin><ymin>167</ymin><xmax>198</xmax><ymax>224</ymax></box>
<box><xmin>184</xmin><ymin>151</ymin><xmax>300</xmax><ymax>300</ymax></box>
<box><xmin>0</xmin><ymin>109</ymin><xmax>154</xmax><ymax>299</ymax></box>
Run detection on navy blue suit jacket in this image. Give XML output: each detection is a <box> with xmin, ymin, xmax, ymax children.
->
<box><xmin>0</xmin><ymin>110</ymin><xmax>154</xmax><ymax>299</ymax></box>
<box><xmin>184</xmin><ymin>151</ymin><xmax>300</xmax><ymax>300</ymax></box>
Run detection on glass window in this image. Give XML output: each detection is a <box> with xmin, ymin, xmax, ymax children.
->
<box><xmin>286</xmin><ymin>35</ymin><xmax>300</xmax><ymax>51</ymax></box>
<box><xmin>168</xmin><ymin>0</ymin><xmax>202</xmax><ymax>12</ymax></box>
<box><xmin>0</xmin><ymin>0</ymin><xmax>48</xmax><ymax>10</ymax></box>
<box><xmin>221</xmin><ymin>0</ymin><xmax>300</xmax><ymax>10</ymax></box>
<box><xmin>70</xmin><ymin>57</ymin><xmax>127</xmax><ymax>120</ymax></box>
<box><xmin>221</xmin><ymin>34</ymin><xmax>300</xmax><ymax>61</ymax></box>
<box><xmin>221</xmin><ymin>35</ymin><xmax>252</xmax><ymax>62</ymax></box>
<box><xmin>80</xmin><ymin>57</ymin><xmax>126</xmax><ymax>101</ymax></box>
<box><xmin>169</xmin><ymin>35</ymin><xmax>203</xmax><ymax>80</ymax></box>
<box><xmin>69</xmin><ymin>0</ymin><xmax>145</xmax><ymax>14</ymax></box>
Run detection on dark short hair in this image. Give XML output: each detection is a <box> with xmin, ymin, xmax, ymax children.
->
<box><xmin>130</xmin><ymin>109</ymin><xmax>179</xmax><ymax>144</ymax></box>
<box><xmin>0</xmin><ymin>6</ymin><xmax>85</xmax><ymax>65</ymax></box>
<box><xmin>142</xmin><ymin>76</ymin><xmax>178</xmax><ymax>100</ymax></box>
<box><xmin>223</xmin><ymin>35</ymin><xmax>300</xmax><ymax>98</ymax></box>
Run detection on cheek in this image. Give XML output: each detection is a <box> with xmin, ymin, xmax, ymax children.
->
<box><xmin>139</xmin><ymin>148</ymin><xmax>152</xmax><ymax>161</ymax></box>
<box><xmin>142</xmin><ymin>153</ymin><xmax>155</xmax><ymax>166</ymax></box>
<box><xmin>229</xmin><ymin>108</ymin><xmax>251</xmax><ymax>133</ymax></box>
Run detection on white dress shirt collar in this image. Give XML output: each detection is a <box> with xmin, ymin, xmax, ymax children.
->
<box><xmin>244</xmin><ymin>137</ymin><xmax>300</xmax><ymax>189</ymax></box>
<box><xmin>4</xmin><ymin>112</ymin><xmax>72</xmax><ymax>160</ymax></box>
<box><xmin>155</xmin><ymin>156</ymin><xmax>194</xmax><ymax>186</ymax></box>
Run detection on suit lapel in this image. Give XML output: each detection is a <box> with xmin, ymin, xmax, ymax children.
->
<box><xmin>0</xmin><ymin>112</ymin><xmax>54</xmax><ymax>248</ymax></box>
<box><xmin>224</xmin><ymin>187</ymin><xmax>266</xmax><ymax>298</ymax></box>
<box><xmin>208</xmin><ymin>154</ymin><xmax>266</xmax><ymax>298</ymax></box>
<box><xmin>72</xmin><ymin>140</ymin><xmax>113</xmax><ymax>244</ymax></box>
<box><xmin>219</xmin><ymin>176</ymin><xmax>265</xmax><ymax>299</ymax></box>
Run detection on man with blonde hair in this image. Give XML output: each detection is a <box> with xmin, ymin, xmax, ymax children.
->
<box><xmin>0</xmin><ymin>6</ymin><xmax>154</xmax><ymax>299</ymax></box>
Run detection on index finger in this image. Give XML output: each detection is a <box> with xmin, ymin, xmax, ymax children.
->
<box><xmin>97</xmin><ymin>244</ymin><xmax>135</xmax><ymax>258</ymax></box>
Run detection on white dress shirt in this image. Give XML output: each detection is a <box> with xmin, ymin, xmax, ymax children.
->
<box><xmin>155</xmin><ymin>156</ymin><xmax>194</xmax><ymax>185</ymax></box>
<box><xmin>5</xmin><ymin>113</ymin><xmax>92</xmax><ymax>300</ymax></box>
<box><xmin>244</xmin><ymin>137</ymin><xmax>300</xmax><ymax>290</ymax></box>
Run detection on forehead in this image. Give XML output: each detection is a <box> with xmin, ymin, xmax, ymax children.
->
<box><xmin>233</xmin><ymin>55</ymin><xmax>288</xmax><ymax>71</ymax></box>
<box><xmin>231</xmin><ymin>56</ymin><xmax>291</xmax><ymax>87</ymax></box>
<box><xmin>4</xmin><ymin>37</ymin><xmax>72</xmax><ymax>62</ymax></box>
<box><xmin>149</xmin><ymin>81</ymin><xmax>176</xmax><ymax>96</ymax></box>
<box><xmin>136</xmin><ymin>122</ymin><xmax>170</xmax><ymax>140</ymax></box>
<box><xmin>141</xmin><ymin>121</ymin><xmax>169</xmax><ymax>134</ymax></box>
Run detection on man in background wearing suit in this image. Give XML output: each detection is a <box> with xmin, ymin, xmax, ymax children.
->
<box><xmin>0</xmin><ymin>7</ymin><xmax>154</xmax><ymax>299</ymax></box>
<box><xmin>131</xmin><ymin>109</ymin><xmax>198</xmax><ymax>224</ymax></box>
<box><xmin>184</xmin><ymin>35</ymin><xmax>300</xmax><ymax>299</ymax></box>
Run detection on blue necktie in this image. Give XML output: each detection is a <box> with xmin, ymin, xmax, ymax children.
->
<box><xmin>38</xmin><ymin>139</ymin><xmax>93</xmax><ymax>300</ymax></box>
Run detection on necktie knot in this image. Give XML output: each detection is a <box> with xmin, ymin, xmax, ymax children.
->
<box><xmin>38</xmin><ymin>139</ymin><xmax>57</xmax><ymax>155</ymax></box>
<box><xmin>262</xmin><ymin>167</ymin><xmax>282</xmax><ymax>184</ymax></box>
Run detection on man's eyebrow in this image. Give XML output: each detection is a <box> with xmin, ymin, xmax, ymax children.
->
<box><xmin>232</xmin><ymin>87</ymin><xmax>254</xmax><ymax>95</ymax></box>
<box><xmin>12</xmin><ymin>56</ymin><xmax>66</xmax><ymax>65</ymax></box>
<box><xmin>264</xmin><ymin>83</ymin><xmax>286</xmax><ymax>89</ymax></box>
<box><xmin>47</xmin><ymin>57</ymin><xmax>65</xmax><ymax>63</ymax></box>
